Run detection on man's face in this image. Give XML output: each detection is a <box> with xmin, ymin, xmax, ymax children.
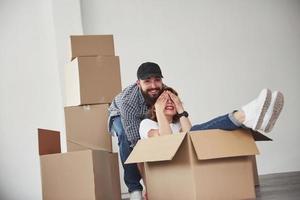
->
<box><xmin>137</xmin><ymin>77</ymin><xmax>163</xmax><ymax>100</ymax></box>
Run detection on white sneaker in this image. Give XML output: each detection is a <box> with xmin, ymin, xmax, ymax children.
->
<box><xmin>259</xmin><ymin>91</ymin><xmax>284</xmax><ymax>133</ymax></box>
<box><xmin>130</xmin><ymin>190</ymin><xmax>143</xmax><ymax>200</ymax></box>
<box><xmin>241</xmin><ymin>89</ymin><xmax>272</xmax><ymax>131</ymax></box>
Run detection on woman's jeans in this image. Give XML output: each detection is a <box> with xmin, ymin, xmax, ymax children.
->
<box><xmin>191</xmin><ymin>112</ymin><xmax>242</xmax><ymax>131</ymax></box>
<box><xmin>111</xmin><ymin>116</ymin><xmax>142</xmax><ymax>193</ymax></box>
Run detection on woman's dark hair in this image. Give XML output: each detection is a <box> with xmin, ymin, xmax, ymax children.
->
<box><xmin>147</xmin><ymin>86</ymin><xmax>180</xmax><ymax>123</ymax></box>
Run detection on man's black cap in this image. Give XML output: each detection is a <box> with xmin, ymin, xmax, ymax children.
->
<box><xmin>137</xmin><ymin>62</ymin><xmax>163</xmax><ymax>80</ymax></box>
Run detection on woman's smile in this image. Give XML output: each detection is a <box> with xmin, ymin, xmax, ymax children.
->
<box><xmin>165</xmin><ymin>105</ymin><xmax>175</xmax><ymax>110</ymax></box>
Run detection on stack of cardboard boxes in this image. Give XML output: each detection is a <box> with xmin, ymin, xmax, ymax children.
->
<box><xmin>39</xmin><ymin>35</ymin><xmax>122</xmax><ymax>200</ymax></box>
<box><xmin>38</xmin><ymin>35</ymin><xmax>273</xmax><ymax>199</ymax></box>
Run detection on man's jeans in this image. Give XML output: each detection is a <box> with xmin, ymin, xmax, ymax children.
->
<box><xmin>111</xmin><ymin>116</ymin><xmax>142</xmax><ymax>193</ymax></box>
<box><xmin>191</xmin><ymin>112</ymin><xmax>241</xmax><ymax>131</ymax></box>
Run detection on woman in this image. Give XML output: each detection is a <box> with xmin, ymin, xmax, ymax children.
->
<box><xmin>137</xmin><ymin>87</ymin><xmax>284</xmax><ymax>198</ymax></box>
<box><xmin>139</xmin><ymin>86</ymin><xmax>284</xmax><ymax>138</ymax></box>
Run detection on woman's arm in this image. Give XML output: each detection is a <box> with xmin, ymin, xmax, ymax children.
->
<box><xmin>179</xmin><ymin>114</ymin><xmax>192</xmax><ymax>132</ymax></box>
<box><xmin>147</xmin><ymin>129</ymin><xmax>160</xmax><ymax>137</ymax></box>
<box><xmin>168</xmin><ymin>92</ymin><xmax>192</xmax><ymax>132</ymax></box>
<box><xmin>139</xmin><ymin>119</ymin><xmax>161</xmax><ymax>139</ymax></box>
<box><xmin>155</xmin><ymin>92</ymin><xmax>173</xmax><ymax>135</ymax></box>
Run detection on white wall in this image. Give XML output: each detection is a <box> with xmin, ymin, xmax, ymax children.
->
<box><xmin>80</xmin><ymin>0</ymin><xmax>300</xmax><ymax>175</ymax></box>
<box><xmin>1</xmin><ymin>0</ymin><xmax>299</xmax><ymax>199</ymax></box>
<box><xmin>51</xmin><ymin>0</ymin><xmax>83</xmax><ymax>151</ymax></box>
<box><xmin>0</xmin><ymin>0</ymin><xmax>82</xmax><ymax>199</ymax></box>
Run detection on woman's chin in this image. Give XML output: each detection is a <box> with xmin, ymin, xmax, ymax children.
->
<box><xmin>165</xmin><ymin>111</ymin><xmax>176</xmax><ymax>117</ymax></box>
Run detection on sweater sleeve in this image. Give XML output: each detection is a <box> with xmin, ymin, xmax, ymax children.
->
<box><xmin>139</xmin><ymin>119</ymin><xmax>159</xmax><ymax>139</ymax></box>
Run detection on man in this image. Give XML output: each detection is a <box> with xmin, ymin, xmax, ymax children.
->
<box><xmin>108</xmin><ymin>62</ymin><xmax>164</xmax><ymax>200</ymax></box>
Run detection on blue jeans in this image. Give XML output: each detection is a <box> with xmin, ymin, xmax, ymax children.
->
<box><xmin>111</xmin><ymin>116</ymin><xmax>142</xmax><ymax>193</ymax></box>
<box><xmin>191</xmin><ymin>112</ymin><xmax>241</xmax><ymax>131</ymax></box>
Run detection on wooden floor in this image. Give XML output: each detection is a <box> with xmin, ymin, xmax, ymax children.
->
<box><xmin>256</xmin><ymin>171</ymin><xmax>300</xmax><ymax>200</ymax></box>
<box><xmin>123</xmin><ymin>171</ymin><xmax>300</xmax><ymax>199</ymax></box>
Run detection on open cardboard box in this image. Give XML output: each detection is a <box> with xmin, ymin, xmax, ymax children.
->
<box><xmin>126</xmin><ymin>129</ymin><xmax>271</xmax><ymax>200</ymax></box>
<box><xmin>38</xmin><ymin>129</ymin><xmax>121</xmax><ymax>200</ymax></box>
<box><xmin>64</xmin><ymin>104</ymin><xmax>113</xmax><ymax>152</ymax></box>
<box><xmin>64</xmin><ymin>55</ymin><xmax>121</xmax><ymax>106</ymax></box>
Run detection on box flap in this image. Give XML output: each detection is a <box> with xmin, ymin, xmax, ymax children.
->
<box><xmin>64</xmin><ymin>58</ymin><xmax>80</xmax><ymax>106</ymax></box>
<box><xmin>189</xmin><ymin>129</ymin><xmax>259</xmax><ymax>160</ymax></box>
<box><xmin>38</xmin><ymin>128</ymin><xmax>61</xmax><ymax>155</ymax></box>
<box><xmin>250</xmin><ymin>129</ymin><xmax>272</xmax><ymax>141</ymax></box>
<box><xmin>67</xmin><ymin>139</ymin><xmax>112</xmax><ymax>152</ymax></box>
<box><xmin>125</xmin><ymin>133</ymin><xmax>187</xmax><ymax>164</ymax></box>
<box><xmin>70</xmin><ymin>35</ymin><xmax>115</xmax><ymax>60</ymax></box>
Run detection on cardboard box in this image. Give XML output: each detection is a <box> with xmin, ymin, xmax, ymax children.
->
<box><xmin>64</xmin><ymin>104</ymin><xmax>112</xmax><ymax>152</ymax></box>
<box><xmin>126</xmin><ymin>129</ymin><xmax>259</xmax><ymax>200</ymax></box>
<box><xmin>39</xmin><ymin>129</ymin><xmax>121</xmax><ymax>200</ymax></box>
<box><xmin>250</xmin><ymin>129</ymin><xmax>272</xmax><ymax>186</ymax></box>
<box><xmin>40</xmin><ymin>150</ymin><xmax>121</xmax><ymax>200</ymax></box>
<box><xmin>67</xmin><ymin>140</ymin><xmax>90</xmax><ymax>151</ymax></box>
<box><xmin>65</xmin><ymin>56</ymin><xmax>121</xmax><ymax>106</ymax></box>
<box><xmin>70</xmin><ymin>35</ymin><xmax>115</xmax><ymax>60</ymax></box>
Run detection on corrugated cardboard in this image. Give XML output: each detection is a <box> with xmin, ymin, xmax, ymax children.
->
<box><xmin>39</xmin><ymin>129</ymin><xmax>121</xmax><ymax>200</ymax></box>
<box><xmin>189</xmin><ymin>130</ymin><xmax>259</xmax><ymax>159</ymax></box>
<box><xmin>67</xmin><ymin>140</ymin><xmax>89</xmax><ymax>151</ymax></box>
<box><xmin>65</xmin><ymin>56</ymin><xmax>121</xmax><ymax>106</ymax></box>
<box><xmin>64</xmin><ymin>104</ymin><xmax>112</xmax><ymax>152</ymax></box>
<box><xmin>67</xmin><ymin>139</ymin><xmax>112</xmax><ymax>152</ymax></box>
<box><xmin>126</xmin><ymin>129</ymin><xmax>259</xmax><ymax>200</ymax></box>
<box><xmin>40</xmin><ymin>150</ymin><xmax>121</xmax><ymax>200</ymax></box>
<box><xmin>38</xmin><ymin>128</ymin><xmax>61</xmax><ymax>155</ymax></box>
<box><xmin>251</xmin><ymin>129</ymin><xmax>272</xmax><ymax>141</ymax></box>
<box><xmin>70</xmin><ymin>35</ymin><xmax>115</xmax><ymax>60</ymax></box>
<box><xmin>250</xmin><ymin>129</ymin><xmax>272</xmax><ymax>186</ymax></box>
<box><xmin>251</xmin><ymin>155</ymin><xmax>260</xmax><ymax>186</ymax></box>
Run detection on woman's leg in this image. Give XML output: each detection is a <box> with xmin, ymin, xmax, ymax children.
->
<box><xmin>191</xmin><ymin>89</ymin><xmax>284</xmax><ymax>133</ymax></box>
<box><xmin>190</xmin><ymin>111</ymin><xmax>242</xmax><ymax>131</ymax></box>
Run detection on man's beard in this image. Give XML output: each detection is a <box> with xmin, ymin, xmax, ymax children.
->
<box><xmin>141</xmin><ymin>88</ymin><xmax>162</xmax><ymax>107</ymax></box>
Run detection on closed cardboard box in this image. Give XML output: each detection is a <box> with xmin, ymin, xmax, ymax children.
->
<box><xmin>126</xmin><ymin>129</ymin><xmax>259</xmax><ymax>200</ymax></box>
<box><xmin>70</xmin><ymin>35</ymin><xmax>115</xmax><ymax>60</ymax></box>
<box><xmin>64</xmin><ymin>104</ymin><xmax>112</xmax><ymax>152</ymax></box>
<box><xmin>40</xmin><ymin>150</ymin><xmax>121</xmax><ymax>200</ymax></box>
<box><xmin>65</xmin><ymin>56</ymin><xmax>121</xmax><ymax>106</ymax></box>
<box><xmin>38</xmin><ymin>129</ymin><xmax>121</xmax><ymax>200</ymax></box>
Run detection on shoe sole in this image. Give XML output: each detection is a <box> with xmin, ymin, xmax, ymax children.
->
<box><xmin>264</xmin><ymin>91</ymin><xmax>284</xmax><ymax>133</ymax></box>
<box><xmin>255</xmin><ymin>89</ymin><xmax>272</xmax><ymax>130</ymax></box>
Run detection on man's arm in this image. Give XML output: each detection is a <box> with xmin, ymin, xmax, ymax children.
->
<box><xmin>119</xmin><ymin>100</ymin><xmax>141</xmax><ymax>146</ymax></box>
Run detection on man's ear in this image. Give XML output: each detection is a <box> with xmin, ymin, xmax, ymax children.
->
<box><xmin>136</xmin><ymin>80</ymin><xmax>141</xmax><ymax>88</ymax></box>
